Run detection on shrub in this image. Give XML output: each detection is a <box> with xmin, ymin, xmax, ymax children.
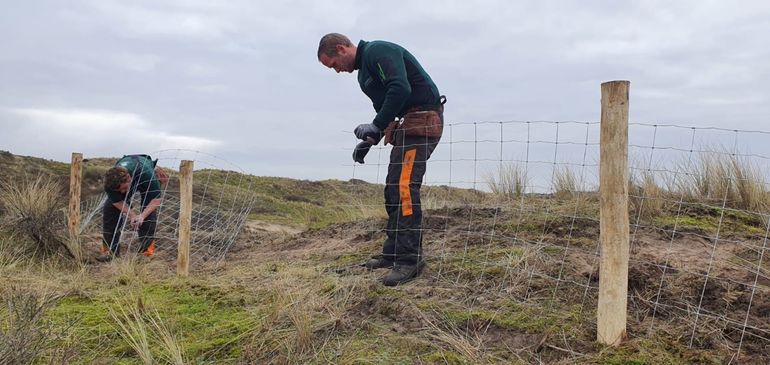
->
<box><xmin>0</xmin><ymin>177</ymin><xmax>76</xmax><ymax>259</ymax></box>
<box><xmin>0</xmin><ymin>288</ymin><xmax>74</xmax><ymax>364</ymax></box>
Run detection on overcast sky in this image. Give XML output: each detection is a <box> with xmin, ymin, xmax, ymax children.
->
<box><xmin>1</xmin><ymin>1</ymin><xmax>769</xmax><ymax>186</ymax></box>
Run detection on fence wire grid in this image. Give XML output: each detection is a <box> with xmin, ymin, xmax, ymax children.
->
<box><xmin>79</xmin><ymin>149</ymin><xmax>257</xmax><ymax>268</ymax></box>
<box><xmin>347</xmin><ymin>120</ymin><xmax>770</xmax><ymax>362</ymax></box>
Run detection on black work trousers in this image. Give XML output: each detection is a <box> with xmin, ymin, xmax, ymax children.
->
<box><xmin>382</xmin><ymin>129</ymin><xmax>441</xmax><ymax>265</ymax></box>
<box><xmin>102</xmin><ymin>200</ymin><xmax>157</xmax><ymax>256</ymax></box>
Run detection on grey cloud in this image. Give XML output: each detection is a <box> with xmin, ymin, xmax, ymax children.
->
<box><xmin>1</xmin><ymin>0</ymin><xmax>769</xmax><ymax>183</ymax></box>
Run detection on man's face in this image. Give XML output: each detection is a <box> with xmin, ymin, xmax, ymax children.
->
<box><xmin>118</xmin><ymin>180</ymin><xmax>130</xmax><ymax>194</ymax></box>
<box><xmin>319</xmin><ymin>45</ymin><xmax>355</xmax><ymax>73</ymax></box>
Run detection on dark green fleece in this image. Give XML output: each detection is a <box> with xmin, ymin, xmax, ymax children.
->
<box><xmin>106</xmin><ymin>155</ymin><xmax>161</xmax><ymax>205</ymax></box>
<box><xmin>355</xmin><ymin>40</ymin><xmax>441</xmax><ymax>130</ymax></box>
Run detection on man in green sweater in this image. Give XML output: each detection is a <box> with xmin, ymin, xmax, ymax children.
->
<box><xmin>97</xmin><ymin>154</ymin><xmax>163</xmax><ymax>262</ymax></box>
<box><xmin>318</xmin><ymin>33</ymin><xmax>446</xmax><ymax>286</ymax></box>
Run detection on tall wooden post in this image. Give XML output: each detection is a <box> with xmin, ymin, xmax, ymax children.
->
<box><xmin>177</xmin><ymin>160</ymin><xmax>193</xmax><ymax>277</ymax></box>
<box><xmin>598</xmin><ymin>80</ymin><xmax>630</xmax><ymax>345</ymax></box>
<box><xmin>67</xmin><ymin>153</ymin><xmax>83</xmax><ymax>241</ymax></box>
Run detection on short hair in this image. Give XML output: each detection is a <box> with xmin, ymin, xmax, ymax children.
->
<box><xmin>317</xmin><ymin>33</ymin><xmax>353</xmax><ymax>60</ymax></box>
<box><xmin>104</xmin><ymin>166</ymin><xmax>130</xmax><ymax>192</ymax></box>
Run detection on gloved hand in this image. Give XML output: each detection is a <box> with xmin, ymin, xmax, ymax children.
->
<box><xmin>352</xmin><ymin>141</ymin><xmax>372</xmax><ymax>164</ymax></box>
<box><xmin>354</xmin><ymin>123</ymin><xmax>382</xmax><ymax>145</ymax></box>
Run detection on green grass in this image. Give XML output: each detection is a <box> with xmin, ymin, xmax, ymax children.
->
<box><xmin>45</xmin><ymin>280</ymin><xmax>257</xmax><ymax>363</ymax></box>
<box><xmin>654</xmin><ymin>206</ymin><xmax>767</xmax><ymax>235</ymax></box>
<box><xmin>594</xmin><ymin>337</ymin><xmax>721</xmax><ymax>365</ymax></box>
<box><xmin>422</xmin><ymin>350</ymin><xmax>470</xmax><ymax>364</ymax></box>
<box><xmin>3</xmin><ymin>150</ymin><xmax>768</xmax><ymax>363</ymax></box>
<box><xmin>334</xmin><ymin>333</ymin><xmax>418</xmax><ymax>364</ymax></box>
<box><xmin>437</xmin><ymin>247</ymin><xmax>524</xmax><ymax>280</ymax></box>
<box><xmin>433</xmin><ymin>299</ymin><xmax>584</xmax><ymax>335</ymax></box>
<box><xmin>331</xmin><ymin>252</ymin><xmax>371</xmax><ymax>266</ymax></box>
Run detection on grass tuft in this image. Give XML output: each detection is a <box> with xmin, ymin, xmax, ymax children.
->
<box><xmin>0</xmin><ymin>177</ymin><xmax>79</xmax><ymax>260</ymax></box>
<box><xmin>629</xmin><ymin>168</ymin><xmax>664</xmax><ymax>220</ymax></box>
<box><xmin>109</xmin><ymin>296</ymin><xmax>188</xmax><ymax>365</ymax></box>
<box><xmin>484</xmin><ymin>163</ymin><xmax>528</xmax><ymax>200</ymax></box>
<box><xmin>552</xmin><ymin>166</ymin><xmax>579</xmax><ymax>200</ymax></box>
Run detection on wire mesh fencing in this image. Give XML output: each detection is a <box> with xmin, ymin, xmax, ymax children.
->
<box><xmin>78</xmin><ymin>149</ymin><xmax>257</xmax><ymax>268</ymax></box>
<box><xmin>348</xmin><ymin>120</ymin><xmax>770</xmax><ymax>361</ymax></box>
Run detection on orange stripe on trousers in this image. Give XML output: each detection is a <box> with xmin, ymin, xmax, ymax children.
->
<box><xmin>399</xmin><ymin>149</ymin><xmax>417</xmax><ymax>217</ymax></box>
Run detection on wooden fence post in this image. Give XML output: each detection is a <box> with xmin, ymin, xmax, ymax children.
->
<box><xmin>177</xmin><ymin>160</ymin><xmax>193</xmax><ymax>277</ymax></box>
<box><xmin>68</xmin><ymin>153</ymin><xmax>83</xmax><ymax>241</ymax></box>
<box><xmin>598</xmin><ymin>80</ymin><xmax>630</xmax><ymax>345</ymax></box>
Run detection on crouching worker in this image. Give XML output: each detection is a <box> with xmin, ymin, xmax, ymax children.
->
<box><xmin>97</xmin><ymin>154</ymin><xmax>167</xmax><ymax>262</ymax></box>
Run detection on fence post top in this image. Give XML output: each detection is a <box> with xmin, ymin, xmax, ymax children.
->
<box><xmin>601</xmin><ymin>80</ymin><xmax>630</xmax><ymax>84</ymax></box>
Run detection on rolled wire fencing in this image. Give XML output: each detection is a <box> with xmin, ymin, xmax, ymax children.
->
<box><xmin>78</xmin><ymin>149</ymin><xmax>257</xmax><ymax>268</ymax></box>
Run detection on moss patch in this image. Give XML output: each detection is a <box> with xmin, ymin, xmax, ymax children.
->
<box><xmin>654</xmin><ymin>209</ymin><xmax>766</xmax><ymax>235</ymax></box>
<box><xmin>45</xmin><ymin>280</ymin><xmax>258</xmax><ymax>363</ymax></box>
<box><xmin>593</xmin><ymin>337</ymin><xmax>722</xmax><ymax>365</ymax></box>
<box><xmin>437</xmin><ymin>247</ymin><xmax>526</xmax><ymax>281</ymax></box>
<box><xmin>429</xmin><ymin>299</ymin><xmax>584</xmax><ymax>336</ymax></box>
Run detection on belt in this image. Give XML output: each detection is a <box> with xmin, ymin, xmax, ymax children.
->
<box><xmin>406</xmin><ymin>95</ymin><xmax>447</xmax><ymax>114</ymax></box>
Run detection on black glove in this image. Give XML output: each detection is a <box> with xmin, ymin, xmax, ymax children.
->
<box><xmin>354</xmin><ymin>123</ymin><xmax>382</xmax><ymax>145</ymax></box>
<box><xmin>352</xmin><ymin>141</ymin><xmax>372</xmax><ymax>164</ymax></box>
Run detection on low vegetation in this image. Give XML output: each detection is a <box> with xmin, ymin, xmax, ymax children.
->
<box><xmin>0</xmin><ymin>287</ymin><xmax>75</xmax><ymax>365</ymax></box>
<box><xmin>483</xmin><ymin>162</ymin><xmax>528</xmax><ymax>200</ymax></box>
<box><xmin>1</xmin><ymin>150</ymin><xmax>769</xmax><ymax>364</ymax></box>
<box><xmin>0</xmin><ymin>176</ymin><xmax>79</xmax><ymax>260</ymax></box>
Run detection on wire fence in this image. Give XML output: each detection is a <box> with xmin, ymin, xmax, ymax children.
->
<box><xmin>67</xmin><ymin>118</ymin><xmax>770</xmax><ymax>360</ymax></box>
<box><xmin>348</xmin><ymin>119</ymin><xmax>770</xmax><ymax>362</ymax></box>
<box><xmin>78</xmin><ymin>149</ymin><xmax>257</xmax><ymax>268</ymax></box>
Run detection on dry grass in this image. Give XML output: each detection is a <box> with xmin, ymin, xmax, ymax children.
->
<box><xmin>0</xmin><ymin>234</ymin><xmax>28</xmax><ymax>272</ymax></box>
<box><xmin>0</xmin><ymin>177</ymin><xmax>79</xmax><ymax>260</ymax></box>
<box><xmin>423</xmin><ymin>185</ymin><xmax>488</xmax><ymax>210</ymax></box>
<box><xmin>111</xmin><ymin>253</ymin><xmax>152</xmax><ymax>286</ymax></box>
<box><xmin>146</xmin><ymin>311</ymin><xmax>187</xmax><ymax>365</ymax></box>
<box><xmin>242</xmin><ymin>270</ymin><xmax>340</xmax><ymax>363</ymax></box>
<box><xmin>670</xmin><ymin>151</ymin><xmax>770</xmax><ymax>211</ymax></box>
<box><xmin>484</xmin><ymin>162</ymin><xmax>528</xmax><ymax>200</ymax></box>
<box><xmin>629</xmin><ymin>149</ymin><xmax>770</xmax><ymax>219</ymax></box>
<box><xmin>420</xmin><ymin>309</ymin><xmax>484</xmax><ymax>363</ymax></box>
<box><xmin>675</xmin><ymin>151</ymin><xmax>734</xmax><ymax>204</ymax></box>
<box><xmin>109</xmin><ymin>296</ymin><xmax>188</xmax><ymax>365</ymax></box>
<box><xmin>692</xmin><ymin>152</ymin><xmax>735</xmax><ymax>203</ymax></box>
<box><xmin>729</xmin><ymin>155</ymin><xmax>769</xmax><ymax>211</ymax></box>
<box><xmin>629</xmin><ymin>168</ymin><xmax>665</xmax><ymax>220</ymax></box>
<box><xmin>110</xmin><ymin>298</ymin><xmax>154</xmax><ymax>365</ymax></box>
<box><xmin>553</xmin><ymin>166</ymin><xmax>579</xmax><ymax>200</ymax></box>
<box><xmin>0</xmin><ymin>287</ymin><xmax>74</xmax><ymax>365</ymax></box>
<box><xmin>3</xmin><ymin>150</ymin><xmax>769</xmax><ymax>363</ymax></box>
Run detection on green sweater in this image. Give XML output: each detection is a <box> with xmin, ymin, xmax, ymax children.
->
<box><xmin>106</xmin><ymin>155</ymin><xmax>161</xmax><ymax>205</ymax></box>
<box><xmin>355</xmin><ymin>40</ymin><xmax>441</xmax><ymax>130</ymax></box>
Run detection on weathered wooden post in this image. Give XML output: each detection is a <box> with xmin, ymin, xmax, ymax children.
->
<box><xmin>598</xmin><ymin>80</ymin><xmax>630</xmax><ymax>345</ymax></box>
<box><xmin>67</xmin><ymin>153</ymin><xmax>83</xmax><ymax>241</ymax></box>
<box><xmin>177</xmin><ymin>160</ymin><xmax>193</xmax><ymax>277</ymax></box>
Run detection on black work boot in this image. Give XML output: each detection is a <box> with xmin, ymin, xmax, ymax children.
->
<box><xmin>383</xmin><ymin>261</ymin><xmax>425</xmax><ymax>286</ymax></box>
<box><xmin>363</xmin><ymin>255</ymin><xmax>394</xmax><ymax>270</ymax></box>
